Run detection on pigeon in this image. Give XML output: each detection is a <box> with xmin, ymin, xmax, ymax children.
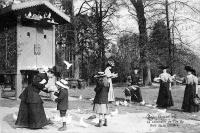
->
<box><xmin>140</xmin><ymin>100</ymin><xmax>145</xmax><ymax>105</ymax></box>
<box><xmin>79</xmin><ymin>117</ymin><xmax>89</xmax><ymax>128</ymax></box>
<box><xmin>152</xmin><ymin>105</ymin><xmax>157</xmax><ymax>108</ymax></box>
<box><xmin>39</xmin><ymin>15</ymin><xmax>43</xmax><ymax>19</ymax></box>
<box><xmin>89</xmin><ymin>98</ymin><xmax>94</xmax><ymax>101</ymax></box>
<box><xmin>145</xmin><ymin>104</ymin><xmax>152</xmax><ymax>107</ymax></box>
<box><xmin>60</xmin><ymin>79</ymin><xmax>68</xmax><ymax>85</ymax></box>
<box><xmin>28</xmin><ymin>12</ymin><xmax>32</xmax><ymax>18</ymax></box>
<box><xmin>39</xmin><ymin>79</ymin><xmax>47</xmax><ymax>84</ymax></box>
<box><xmin>79</xmin><ymin>95</ymin><xmax>83</xmax><ymax>100</ymax></box>
<box><xmin>87</xmin><ymin>115</ymin><xmax>96</xmax><ymax>120</ymax></box>
<box><xmin>115</xmin><ymin>101</ymin><xmax>120</xmax><ymax>106</ymax></box>
<box><xmin>110</xmin><ymin>108</ymin><xmax>119</xmax><ymax>116</ymax></box>
<box><xmin>157</xmin><ymin>109</ymin><xmax>166</xmax><ymax>113</ymax></box>
<box><xmin>119</xmin><ymin>101</ymin><xmax>124</xmax><ymax>106</ymax></box>
<box><xmin>13</xmin><ymin>0</ymin><xmax>21</xmax><ymax>4</ymax></box>
<box><xmin>77</xmin><ymin>107</ymin><xmax>81</xmax><ymax>113</ymax></box>
<box><xmin>13</xmin><ymin>113</ymin><xmax>17</xmax><ymax>121</ymax></box>
<box><xmin>124</xmin><ymin>101</ymin><xmax>128</xmax><ymax>106</ymax></box>
<box><xmin>63</xmin><ymin>60</ymin><xmax>72</xmax><ymax>69</ymax></box>
<box><xmin>47</xmin><ymin>12</ymin><xmax>51</xmax><ymax>18</ymax></box>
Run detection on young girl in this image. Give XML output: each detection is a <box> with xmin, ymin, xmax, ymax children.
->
<box><xmin>54</xmin><ymin>79</ymin><xmax>69</xmax><ymax>131</ymax></box>
<box><xmin>93</xmin><ymin>72</ymin><xmax>110</xmax><ymax>127</ymax></box>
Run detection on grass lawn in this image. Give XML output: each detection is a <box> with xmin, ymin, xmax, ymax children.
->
<box><xmin>1</xmin><ymin>83</ymin><xmax>200</xmax><ymax>121</ymax></box>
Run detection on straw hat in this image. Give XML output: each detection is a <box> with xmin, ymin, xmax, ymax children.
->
<box><xmin>107</xmin><ymin>60</ymin><xmax>115</xmax><ymax>67</ymax></box>
<box><xmin>94</xmin><ymin>72</ymin><xmax>107</xmax><ymax>78</ymax></box>
<box><xmin>56</xmin><ymin>79</ymin><xmax>69</xmax><ymax>89</ymax></box>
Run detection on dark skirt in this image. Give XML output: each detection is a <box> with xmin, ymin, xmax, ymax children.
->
<box><xmin>182</xmin><ymin>84</ymin><xmax>199</xmax><ymax>113</ymax></box>
<box><xmin>15</xmin><ymin>101</ymin><xmax>48</xmax><ymax>129</ymax></box>
<box><xmin>130</xmin><ymin>87</ymin><xmax>143</xmax><ymax>102</ymax></box>
<box><xmin>156</xmin><ymin>81</ymin><xmax>174</xmax><ymax>108</ymax></box>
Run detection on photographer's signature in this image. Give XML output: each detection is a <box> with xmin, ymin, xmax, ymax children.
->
<box><xmin>146</xmin><ymin>113</ymin><xmax>184</xmax><ymax>128</ymax></box>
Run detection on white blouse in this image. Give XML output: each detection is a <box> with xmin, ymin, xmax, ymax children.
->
<box><xmin>184</xmin><ymin>74</ymin><xmax>198</xmax><ymax>85</ymax></box>
<box><xmin>159</xmin><ymin>73</ymin><xmax>173</xmax><ymax>82</ymax></box>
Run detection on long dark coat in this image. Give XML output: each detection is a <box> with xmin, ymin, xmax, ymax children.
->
<box><xmin>15</xmin><ymin>74</ymin><xmax>49</xmax><ymax>129</ymax></box>
<box><xmin>54</xmin><ymin>89</ymin><xmax>68</xmax><ymax>111</ymax></box>
<box><xmin>93</xmin><ymin>77</ymin><xmax>110</xmax><ymax>104</ymax></box>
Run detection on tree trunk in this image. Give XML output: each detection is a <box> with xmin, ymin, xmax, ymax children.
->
<box><xmin>130</xmin><ymin>0</ymin><xmax>151</xmax><ymax>85</ymax></box>
<box><xmin>71</xmin><ymin>0</ymin><xmax>80</xmax><ymax>79</ymax></box>
<box><xmin>95</xmin><ymin>0</ymin><xmax>105</xmax><ymax>71</ymax></box>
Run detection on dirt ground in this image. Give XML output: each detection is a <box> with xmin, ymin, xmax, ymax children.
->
<box><xmin>1</xmin><ymin>84</ymin><xmax>200</xmax><ymax>133</ymax></box>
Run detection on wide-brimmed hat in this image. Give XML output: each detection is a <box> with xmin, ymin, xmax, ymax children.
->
<box><xmin>185</xmin><ymin>66</ymin><xmax>194</xmax><ymax>72</ymax></box>
<box><xmin>158</xmin><ymin>65</ymin><xmax>169</xmax><ymax>70</ymax></box>
<box><xmin>38</xmin><ymin>66</ymin><xmax>49</xmax><ymax>73</ymax></box>
<box><xmin>56</xmin><ymin>79</ymin><xmax>69</xmax><ymax>89</ymax></box>
<box><xmin>94</xmin><ymin>72</ymin><xmax>107</xmax><ymax>78</ymax></box>
<box><xmin>191</xmin><ymin>69</ymin><xmax>196</xmax><ymax>76</ymax></box>
<box><xmin>107</xmin><ymin>60</ymin><xmax>115</xmax><ymax>67</ymax></box>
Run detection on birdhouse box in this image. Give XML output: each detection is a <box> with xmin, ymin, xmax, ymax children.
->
<box><xmin>0</xmin><ymin>1</ymin><xmax>70</xmax><ymax>99</ymax></box>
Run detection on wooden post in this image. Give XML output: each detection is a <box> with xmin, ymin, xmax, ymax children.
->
<box><xmin>16</xmin><ymin>16</ymin><xmax>22</xmax><ymax>99</ymax></box>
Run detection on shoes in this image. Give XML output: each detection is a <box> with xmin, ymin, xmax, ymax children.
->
<box><xmin>58</xmin><ymin>122</ymin><xmax>67</xmax><ymax>131</ymax></box>
<box><xmin>95</xmin><ymin>120</ymin><xmax>103</xmax><ymax>127</ymax></box>
<box><xmin>103</xmin><ymin>119</ymin><xmax>107</xmax><ymax>126</ymax></box>
<box><xmin>58</xmin><ymin>126</ymin><xmax>67</xmax><ymax>131</ymax></box>
<box><xmin>47</xmin><ymin>119</ymin><xmax>54</xmax><ymax>125</ymax></box>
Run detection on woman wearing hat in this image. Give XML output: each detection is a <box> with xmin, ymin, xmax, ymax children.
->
<box><xmin>93</xmin><ymin>72</ymin><xmax>110</xmax><ymax>127</ymax></box>
<box><xmin>104</xmin><ymin>61</ymin><xmax>118</xmax><ymax>102</ymax></box>
<box><xmin>181</xmin><ymin>66</ymin><xmax>199</xmax><ymax>112</ymax></box>
<box><xmin>155</xmin><ymin>66</ymin><xmax>175</xmax><ymax>108</ymax></box>
<box><xmin>15</xmin><ymin>73</ymin><xmax>52</xmax><ymax>129</ymax></box>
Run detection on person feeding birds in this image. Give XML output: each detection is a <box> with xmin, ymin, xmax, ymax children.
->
<box><xmin>54</xmin><ymin>79</ymin><xmax>69</xmax><ymax>131</ymax></box>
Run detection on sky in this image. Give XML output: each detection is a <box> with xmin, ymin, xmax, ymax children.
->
<box><xmin>73</xmin><ymin>0</ymin><xmax>200</xmax><ymax>55</ymax></box>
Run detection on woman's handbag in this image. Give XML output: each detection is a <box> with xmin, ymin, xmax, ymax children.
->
<box><xmin>193</xmin><ymin>94</ymin><xmax>200</xmax><ymax>105</ymax></box>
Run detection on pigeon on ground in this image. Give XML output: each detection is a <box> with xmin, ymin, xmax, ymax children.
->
<box><xmin>89</xmin><ymin>98</ymin><xmax>94</xmax><ymax>101</ymax></box>
<box><xmin>110</xmin><ymin>108</ymin><xmax>119</xmax><ymax>116</ymax></box>
<box><xmin>79</xmin><ymin>117</ymin><xmax>89</xmax><ymax>128</ymax></box>
<box><xmin>140</xmin><ymin>100</ymin><xmax>145</xmax><ymax>105</ymax></box>
<box><xmin>145</xmin><ymin>104</ymin><xmax>152</xmax><ymax>107</ymax></box>
<box><xmin>79</xmin><ymin>95</ymin><xmax>83</xmax><ymax>100</ymax></box>
<box><xmin>12</xmin><ymin>113</ymin><xmax>17</xmax><ymax>121</ymax></box>
<box><xmin>119</xmin><ymin>101</ymin><xmax>124</xmax><ymax>106</ymax></box>
<box><xmin>115</xmin><ymin>101</ymin><xmax>120</xmax><ymax>106</ymax></box>
<box><xmin>77</xmin><ymin>107</ymin><xmax>81</xmax><ymax>113</ymax></box>
<box><xmin>157</xmin><ymin>109</ymin><xmax>166</xmax><ymax>113</ymax></box>
<box><xmin>87</xmin><ymin>115</ymin><xmax>96</xmax><ymax>120</ymax></box>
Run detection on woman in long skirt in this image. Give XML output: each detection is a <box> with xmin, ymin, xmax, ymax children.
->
<box><xmin>155</xmin><ymin>66</ymin><xmax>175</xmax><ymax>108</ymax></box>
<box><xmin>15</xmin><ymin>72</ymin><xmax>51</xmax><ymax>129</ymax></box>
<box><xmin>104</xmin><ymin>62</ymin><xmax>117</xmax><ymax>102</ymax></box>
<box><xmin>181</xmin><ymin>66</ymin><xmax>199</xmax><ymax>113</ymax></box>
